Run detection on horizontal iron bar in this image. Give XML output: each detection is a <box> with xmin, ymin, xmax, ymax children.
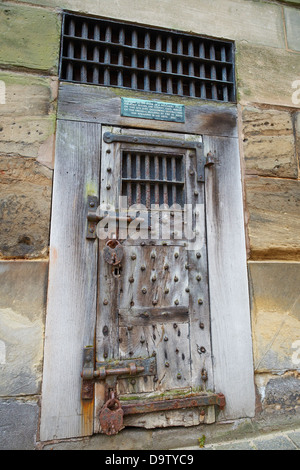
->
<box><xmin>61</xmin><ymin>57</ymin><xmax>234</xmax><ymax>86</ymax></box>
<box><xmin>62</xmin><ymin>35</ymin><xmax>234</xmax><ymax>67</ymax></box>
<box><xmin>121</xmin><ymin>394</ymin><xmax>226</xmax><ymax>415</ymax></box>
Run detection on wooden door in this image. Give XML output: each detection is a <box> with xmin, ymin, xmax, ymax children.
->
<box><xmin>94</xmin><ymin>127</ymin><xmax>215</xmax><ymax>431</ymax></box>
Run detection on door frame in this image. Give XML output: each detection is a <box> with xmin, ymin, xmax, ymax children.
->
<box><xmin>40</xmin><ymin>84</ymin><xmax>255</xmax><ymax>441</ymax></box>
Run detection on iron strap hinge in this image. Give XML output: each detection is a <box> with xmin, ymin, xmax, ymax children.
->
<box><xmin>103</xmin><ymin>132</ymin><xmax>215</xmax><ymax>183</ymax></box>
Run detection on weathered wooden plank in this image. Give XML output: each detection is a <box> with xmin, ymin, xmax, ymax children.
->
<box><xmin>40</xmin><ymin>120</ymin><xmax>101</xmax><ymax>441</ymax></box>
<box><xmin>119</xmin><ymin>306</ymin><xmax>189</xmax><ymax>326</ymax></box>
<box><xmin>204</xmin><ymin>135</ymin><xmax>256</xmax><ymax>419</ymax></box>
<box><xmin>58</xmin><ymin>83</ymin><xmax>238</xmax><ymax>138</ymax></box>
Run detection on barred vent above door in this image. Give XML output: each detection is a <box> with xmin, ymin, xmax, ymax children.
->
<box><xmin>60</xmin><ymin>13</ymin><xmax>236</xmax><ymax>102</ymax></box>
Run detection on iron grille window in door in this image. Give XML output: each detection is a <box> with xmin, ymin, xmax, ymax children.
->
<box><xmin>121</xmin><ymin>151</ymin><xmax>185</xmax><ymax>208</ymax></box>
<box><xmin>60</xmin><ymin>13</ymin><xmax>236</xmax><ymax>102</ymax></box>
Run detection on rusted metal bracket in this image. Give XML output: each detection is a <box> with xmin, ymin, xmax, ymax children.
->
<box><xmin>81</xmin><ymin>347</ymin><xmax>157</xmax><ymax>401</ymax></box>
<box><xmin>103</xmin><ymin>131</ymin><xmax>207</xmax><ymax>182</ymax></box>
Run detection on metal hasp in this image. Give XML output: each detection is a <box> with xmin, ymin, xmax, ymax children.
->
<box><xmin>103</xmin><ymin>131</ymin><xmax>214</xmax><ymax>182</ymax></box>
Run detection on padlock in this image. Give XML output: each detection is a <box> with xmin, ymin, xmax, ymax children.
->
<box><xmin>103</xmin><ymin>239</ymin><xmax>124</xmax><ymax>266</ymax></box>
<box><xmin>99</xmin><ymin>398</ymin><xmax>124</xmax><ymax>436</ymax></box>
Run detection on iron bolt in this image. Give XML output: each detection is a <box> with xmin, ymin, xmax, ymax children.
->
<box><xmin>177</xmin><ymin>373</ymin><xmax>182</xmax><ymax>380</ymax></box>
<box><xmin>140</xmin><ymin>337</ymin><xmax>145</xmax><ymax>344</ymax></box>
<box><xmin>173</xmin><ymin>323</ymin><xmax>178</xmax><ymax>329</ymax></box>
<box><xmin>153</xmin><ymin>375</ymin><xmax>159</xmax><ymax>382</ymax></box>
<box><xmin>106</xmin><ymin>184</ymin><xmax>111</xmax><ymax>190</ymax></box>
<box><xmin>152</xmin><ymin>299</ymin><xmax>158</xmax><ymax>305</ymax></box>
<box><xmin>196</xmin><ymin>252</ymin><xmax>201</xmax><ymax>258</ymax></box>
<box><xmin>89</xmin><ymin>201</ymin><xmax>95</xmax><ymax>207</ymax></box>
<box><xmin>151</xmin><ymin>252</ymin><xmax>156</xmax><ymax>259</ymax></box>
<box><xmin>141</xmin><ymin>265</ymin><xmax>146</xmax><ymax>271</ymax></box>
<box><xmin>200</xmin><ymin>346</ymin><xmax>206</xmax><ymax>353</ymax></box>
<box><xmin>130</xmin><ymin>379</ymin><xmax>136</xmax><ymax>385</ymax></box>
<box><xmin>143</xmin><ymin>312</ymin><xmax>149</xmax><ymax>318</ymax></box>
<box><xmin>199</xmin><ymin>322</ymin><xmax>205</xmax><ymax>329</ymax></box>
<box><xmin>164</xmin><ymin>335</ymin><xmax>168</xmax><ymax>342</ymax></box>
<box><xmin>196</xmin><ymin>275</ymin><xmax>202</xmax><ymax>281</ymax></box>
<box><xmin>129</xmin><ymin>277</ymin><xmax>134</xmax><ymax>283</ymax></box>
<box><xmin>140</xmin><ymin>241</ymin><xmax>145</xmax><ymax>246</ymax></box>
<box><xmin>190</xmin><ymin>170</ymin><xmax>195</xmax><ymax>176</ymax></box>
<box><xmin>128</xmin><ymin>326</ymin><xmax>133</xmax><ymax>331</ymax></box>
<box><xmin>131</xmin><ymin>254</ymin><xmax>136</xmax><ymax>260</ymax></box>
<box><xmin>174</xmin><ymin>299</ymin><xmax>179</xmax><ymax>305</ymax></box>
<box><xmin>164</xmin><ymin>264</ymin><xmax>169</xmax><ymax>270</ymax></box>
<box><xmin>194</xmin><ymin>191</ymin><xmax>199</xmax><ymax>196</ymax></box>
<box><xmin>107</xmin><ymin>167</ymin><xmax>112</xmax><ymax>172</ymax></box>
<box><xmin>165</xmin><ymin>362</ymin><xmax>170</xmax><ymax>368</ymax></box>
<box><xmin>106</xmin><ymin>149</ymin><xmax>111</xmax><ymax>154</ymax></box>
<box><xmin>198</xmin><ymin>299</ymin><xmax>203</xmax><ymax>305</ymax></box>
<box><xmin>174</xmin><ymin>276</ymin><xmax>179</xmax><ymax>282</ymax></box>
<box><xmin>103</xmin><ymin>299</ymin><xmax>108</xmax><ymax>305</ymax></box>
<box><xmin>174</xmin><ymin>252</ymin><xmax>179</xmax><ymax>258</ymax></box>
<box><xmin>142</xmin><ymin>287</ymin><xmax>147</xmax><ymax>294</ymax></box>
<box><xmin>151</xmin><ymin>275</ymin><xmax>157</xmax><ymax>282</ymax></box>
<box><xmin>164</xmin><ymin>288</ymin><xmax>170</xmax><ymax>294</ymax></box>
<box><xmin>185</xmin><ymin>287</ymin><xmax>190</xmax><ymax>293</ymax></box>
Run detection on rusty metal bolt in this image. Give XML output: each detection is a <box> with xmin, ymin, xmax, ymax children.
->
<box><xmin>164</xmin><ymin>335</ymin><xmax>168</xmax><ymax>342</ymax></box>
<box><xmin>174</xmin><ymin>276</ymin><xmax>179</xmax><ymax>282</ymax></box>
<box><xmin>198</xmin><ymin>298</ymin><xmax>203</xmax><ymax>305</ymax></box>
<box><xmin>142</xmin><ymin>287</ymin><xmax>147</xmax><ymax>294</ymax></box>
<box><xmin>130</xmin><ymin>379</ymin><xmax>136</xmax><ymax>385</ymax></box>
<box><xmin>200</xmin><ymin>346</ymin><xmax>206</xmax><ymax>353</ymax></box>
<box><xmin>177</xmin><ymin>373</ymin><xmax>182</xmax><ymax>380</ymax></box>
<box><xmin>196</xmin><ymin>252</ymin><xmax>201</xmax><ymax>259</ymax></box>
<box><xmin>151</xmin><ymin>252</ymin><xmax>156</xmax><ymax>259</ymax></box>
<box><xmin>106</xmin><ymin>184</ymin><xmax>111</xmax><ymax>190</ymax></box>
<box><xmin>165</xmin><ymin>362</ymin><xmax>170</xmax><ymax>368</ymax></box>
<box><xmin>153</xmin><ymin>375</ymin><xmax>159</xmax><ymax>382</ymax></box>
<box><xmin>141</xmin><ymin>265</ymin><xmax>146</xmax><ymax>271</ymax></box>
<box><xmin>199</xmin><ymin>322</ymin><xmax>205</xmax><ymax>329</ymax></box>
<box><xmin>152</xmin><ymin>299</ymin><xmax>158</xmax><ymax>305</ymax></box>
<box><xmin>151</xmin><ymin>275</ymin><xmax>157</xmax><ymax>282</ymax></box>
<box><xmin>107</xmin><ymin>167</ymin><xmax>112</xmax><ymax>172</ymax></box>
<box><xmin>196</xmin><ymin>275</ymin><xmax>202</xmax><ymax>282</ymax></box>
<box><xmin>131</xmin><ymin>254</ymin><xmax>136</xmax><ymax>260</ymax></box>
<box><xmin>103</xmin><ymin>299</ymin><xmax>108</xmax><ymax>305</ymax></box>
<box><xmin>140</xmin><ymin>241</ymin><xmax>145</xmax><ymax>246</ymax></box>
<box><xmin>129</xmin><ymin>277</ymin><xmax>134</xmax><ymax>283</ymax></box>
<box><xmin>164</xmin><ymin>287</ymin><xmax>170</xmax><ymax>294</ymax></box>
<box><xmin>89</xmin><ymin>201</ymin><xmax>95</xmax><ymax>208</ymax></box>
<box><xmin>185</xmin><ymin>287</ymin><xmax>190</xmax><ymax>293</ymax></box>
<box><xmin>164</xmin><ymin>264</ymin><xmax>169</xmax><ymax>270</ymax></box>
<box><xmin>173</xmin><ymin>323</ymin><xmax>178</xmax><ymax>329</ymax></box>
<box><xmin>194</xmin><ymin>190</ymin><xmax>199</xmax><ymax>196</ymax></box>
<box><xmin>174</xmin><ymin>299</ymin><xmax>179</xmax><ymax>306</ymax></box>
<box><xmin>128</xmin><ymin>326</ymin><xmax>133</xmax><ymax>331</ymax></box>
<box><xmin>174</xmin><ymin>252</ymin><xmax>179</xmax><ymax>259</ymax></box>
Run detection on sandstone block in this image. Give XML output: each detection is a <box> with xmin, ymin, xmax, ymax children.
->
<box><xmin>6</xmin><ymin>0</ymin><xmax>286</xmax><ymax>49</ymax></box>
<box><xmin>0</xmin><ymin>71</ymin><xmax>57</xmax><ymax>164</ymax></box>
<box><xmin>245</xmin><ymin>177</ymin><xmax>300</xmax><ymax>259</ymax></box>
<box><xmin>0</xmin><ymin>156</ymin><xmax>52</xmax><ymax>259</ymax></box>
<box><xmin>236</xmin><ymin>42</ymin><xmax>300</xmax><ymax>107</ymax></box>
<box><xmin>0</xmin><ymin>261</ymin><xmax>48</xmax><ymax>396</ymax></box>
<box><xmin>249</xmin><ymin>262</ymin><xmax>300</xmax><ymax>372</ymax></box>
<box><xmin>242</xmin><ymin>107</ymin><xmax>297</xmax><ymax>178</ymax></box>
<box><xmin>284</xmin><ymin>6</ymin><xmax>300</xmax><ymax>52</ymax></box>
<box><xmin>0</xmin><ymin>4</ymin><xmax>61</xmax><ymax>73</ymax></box>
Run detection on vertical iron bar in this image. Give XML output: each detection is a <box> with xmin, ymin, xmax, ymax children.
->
<box><xmin>92</xmin><ymin>24</ymin><xmax>100</xmax><ymax>84</ymax></box>
<box><xmin>80</xmin><ymin>21</ymin><xmax>88</xmax><ymax>82</ymax></box>
<box><xmin>210</xmin><ymin>44</ymin><xmax>218</xmax><ymax>100</ymax></box>
<box><xmin>131</xmin><ymin>30</ymin><xmax>138</xmax><ymax>89</ymax></box>
<box><xmin>118</xmin><ymin>28</ymin><xmax>125</xmax><ymax>87</ymax></box>
<box><xmin>177</xmin><ymin>39</ymin><xmax>183</xmax><ymax>95</ymax></box>
<box><xmin>199</xmin><ymin>42</ymin><xmax>206</xmax><ymax>99</ymax></box>
<box><xmin>221</xmin><ymin>46</ymin><xmax>228</xmax><ymax>102</ymax></box>
<box><xmin>136</xmin><ymin>154</ymin><xmax>141</xmax><ymax>205</ymax></box>
<box><xmin>144</xmin><ymin>32</ymin><xmax>150</xmax><ymax>91</ymax></box>
<box><xmin>104</xmin><ymin>25</ymin><xmax>112</xmax><ymax>86</ymax></box>
<box><xmin>66</xmin><ymin>19</ymin><xmax>75</xmax><ymax>80</ymax></box>
<box><xmin>163</xmin><ymin>156</ymin><xmax>168</xmax><ymax>205</ymax></box>
<box><xmin>155</xmin><ymin>35</ymin><xmax>162</xmax><ymax>93</ymax></box>
<box><xmin>154</xmin><ymin>155</ymin><xmax>160</xmax><ymax>205</ymax></box>
<box><xmin>126</xmin><ymin>153</ymin><xmax>132</xmax><ymax>207</ymax></box>
<box><xmin>188</xmin><ymin>40</ymin><xmax>195</xmax><ymax>97</ymax></box>
<box><xmin>145</xmin><ymin>154</ymin><xmax>151</xmax><ymax>209</ymax></box>
<box><xmin>166</xmin><ymin>36</ymin><xmax>173</xmax><ymax>94</ymax></box>
<box><xmin>171</xmin><ymin>156</ymin><xmax>177</xmax><ymax>206</ymax></box>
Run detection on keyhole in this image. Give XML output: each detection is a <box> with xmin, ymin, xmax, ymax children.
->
<box><xmin>112</xmin><ymin>265</ymin><xmax>122</xmax><ymax>278</ymax></box>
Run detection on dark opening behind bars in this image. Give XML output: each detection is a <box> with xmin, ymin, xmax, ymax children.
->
<box><xmin>60</xmin><ymin>13</ymin><xmax>236</xmax><ymax>102</ymax></box>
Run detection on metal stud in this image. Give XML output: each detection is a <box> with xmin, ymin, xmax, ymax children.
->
<box><xmin>199</xmin><ymin>322</ymin><xmax>205</xmax><ymax>329</ymax></box>
<box><xmin>174</xmin><ymin>299</ymin><xmax>179</xmax><ymax>305</ymax></box>
<box><xmin>174</xmin><ymin>276</ymin><xmax>179</xmax><ymax>282</ymax></box>
<box><xmin>103</xmin><ymin>299</ymin><xmax>108</xmax><ymax>305</ymax></box>
<box><xmin>164</xmin><ymin>264</ymin><xmax>169</xmax><ymax>270</ymax></box>
<box><xmin>165</xmin><ymin>362</ymin><xmax>170</xmax><ymax>368</ymax></box>
<box><xmin>185</xmin><ymin>287</ymin><xmax>190</xmax><ymax>293</ymax></box>
<box><xmin>152</xmin><ymin>299</ymin><xmax>158</xmax><ymax>305</ymax></box>
<box><xmin>151</xmin><ymin>275</ymin><xmax>157</xmax><ymax>282</ymax></box>
<box><xmin>198</xmin><ymin>298</ymin><xmax>203</xmax><ymax>305</ymax></box>
<box><xmin>177</xmin><ymin>373</ymin><xmax>182</xmax><ymax>380</ymax></box>
<box><xmin>129</xmin><ymin>277</ymin><xmax>134</xmax><ymax>283</ymax></box>
<box><xmin>196</xmin><ymin>252</ymin><xmax>201</xmax><ymax>259</ymax></box>
<box><xmin>141</xmin><ymin>265</ymin><xmax>146</xmax><ymax>271</ymax></box>
<box><xmin>174</xmin><ymin>252</ymin><xmax>179</xmax><ymax>259</ymax></box>
<box><xmin>106</xmin><ymin>184</ymin><xmax>111</xmax><ymax>190</ymax></box>
<box><xmin>164</xmin><ymin>288</ymin><xmax>170</xmax><ymax>294</ymax></box>
<box><xmin>164</xmin><ymin>335</ymin><xmax>169</xmax><ymax>341</ymax></box>
<box><xmin>151</xmin><ymin>252</ymin><xmax>156</xmax><ymax>259</ymax></box>
<box><xmin>142</xmin><ymin>287</ymin><xmax>147</xmax><ymax>294</ymax></box>
<box><xmin>196</xmin><ymin>275</ymin><xmax>202</xmax><ymax>281</ymax></box>
<box><xmin>131</xmin><ymin>254</ymin><xmax>136</xmax><ymax>260</ymax></box>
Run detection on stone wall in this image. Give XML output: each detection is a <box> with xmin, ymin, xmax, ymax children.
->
<box><xmin>0</xmin><ymin>0</ymin><xmax>299</xmax><ymax>449</ymax></box>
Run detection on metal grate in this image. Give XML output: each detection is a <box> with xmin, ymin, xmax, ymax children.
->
<box><xmin>121</xmin><ymin>151</ymin><xmax>185</xmax><ymax>208</ymax></box>
<box><xmin>60</xmin><ymin>13</ymin><xmax>236</xmax><ymax>102</ymax></box>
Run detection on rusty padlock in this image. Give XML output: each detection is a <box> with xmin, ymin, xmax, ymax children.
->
<box><xmin>103</xmin><ymin>239</ymin><xmax>124</xmax><ymax>266</ymax></box>
<box><xmin>99</xmin><ymin>398</ymin><xmax>124</xmax><ymax>435</ymax></box>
